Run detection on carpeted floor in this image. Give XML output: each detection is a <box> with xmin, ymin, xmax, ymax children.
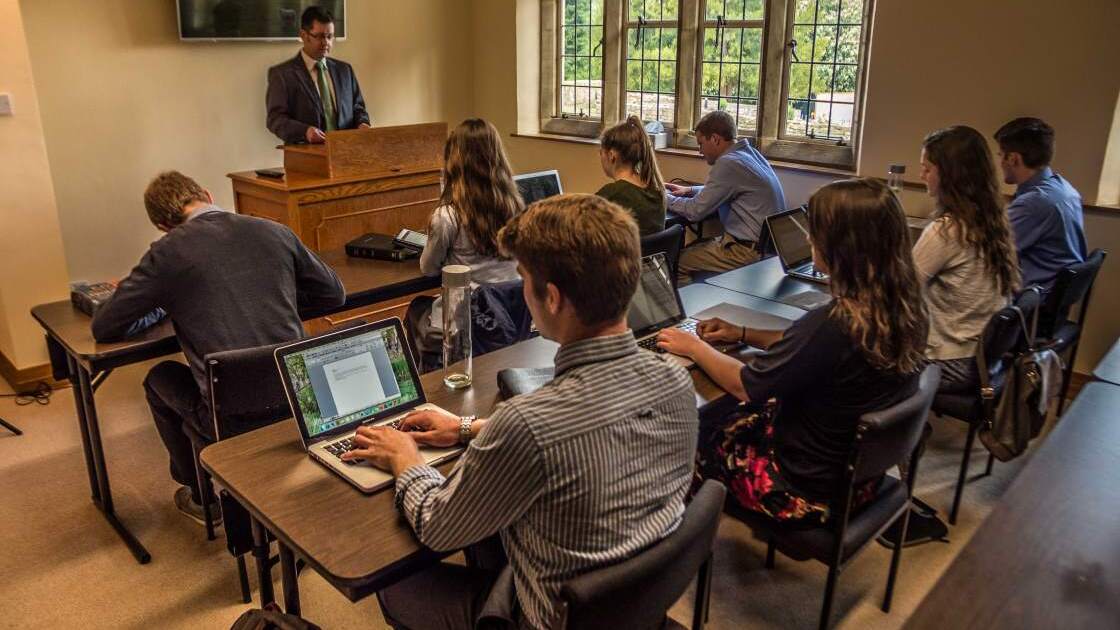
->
<box><xmin>0</xmin><ymin>357</ymin><xmax>1040</xmax><ymax>629</ymax></box>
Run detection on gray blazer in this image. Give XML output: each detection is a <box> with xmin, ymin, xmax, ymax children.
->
<box><xmin>266</xmin><ymin>53</ymin><xmax>371</xmax><ymax>144</ymax></box>
<box><xmin>92</xmin><ymin>209</ymin><xmax>346</xmax><ymax>401</ymax></box>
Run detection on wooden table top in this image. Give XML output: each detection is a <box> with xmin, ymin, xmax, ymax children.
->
<box><xmin>904</xmin><ymin>381</ymin><xmax>1120</xmax><ymax>630</ymax></box>
<box><xmin>31</xmin><ymin>249</ymin><xmax>434</xmax><ymax>369</ymax></box>
<box><xmin>30</xmin><ymin>301</ymin><xmax>180</xmax><ymax>372</ymax></box>
<box><xmin>200</xmin><ymin>332</ymin><xmax>738</xmax><ymax>597</ymax></box>
<box><xmin>198</xmin><ymin>287</ymin><xmax>805</xmax><ymax>598</ymax></box>
<box><xmin>1091</xmin><ymin>338</ymin><xmax>1120</xmax><ymax>386</ymax></box>
<box><xmin>704</xmin><ymin>256</ymin><xmax>828</xmax><ymax>306</ymax></box>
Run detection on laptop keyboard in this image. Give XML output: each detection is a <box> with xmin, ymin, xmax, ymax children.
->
<box><xmin>323</xmin><ymin>419</ymin><xmax>403</xmax><ymax>465</ymax></box>
<box><xmin>638</xmin><ymin>319</ymin><xmax>698</xmax><ymax>353</ymax></box>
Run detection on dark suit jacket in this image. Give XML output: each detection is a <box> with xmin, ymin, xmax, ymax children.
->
<box><xmin>266</xmin><ymin>53</ymin><xmax>371</xmax><ymax>144</ymax></box>
<box><xmin>92</xmin><ymin>209</ymin><xmax>346</xmax><ymax>401</ymax></box>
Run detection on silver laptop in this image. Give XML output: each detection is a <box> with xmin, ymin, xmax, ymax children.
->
<box><xmin>629</xmin><ymin>253</ymin><xmax>699</xmax><ymax>368</ymax></box>
<box><xmin>514</xmin><ymin>169</ymin><xmax>563</xmax><ymax>205</ymax></box>
<box><xmin>767</xmin><ymin>207</ymin><xmax>829</xmax><ymax>284</ymax></box>
<box><xmin>274</xmin><ymin>319</ymin><xmax>460</xmax><ymax>493</ymax></box>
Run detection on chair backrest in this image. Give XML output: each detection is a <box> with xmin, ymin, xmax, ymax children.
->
<box><xmin>206</xmin><ymin>341</ymin><xmax>293</xmax><ymax>441</ymax></box>
<box><xmin>1040</xmin><ymin>248</ymin><xmax>1107</xmax><ymax>336</ymax></box>
<box><xmin>558</xmin><ymin>480</ymin><xmax>726</xmax><ymax>630</ymax></box>
<box><xmin>640</xmin><ymin>224</ymin><xmax>685</xmax><ymax>285</ymax></box>
<box><xmin>850</xmin><ymin>364</ymin><xmax>940</xmax><ymax>485</ymax></box>
<box><xmin>976</xmin><ymin>286</ymin><xmax>1043</xmax><ymax>380</ymax></box>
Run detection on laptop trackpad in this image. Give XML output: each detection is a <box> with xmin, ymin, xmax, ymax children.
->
<box><xmin>693</xmin><ymin>303</ymin><xmax>795</xmax><ymax>331</ymax></box>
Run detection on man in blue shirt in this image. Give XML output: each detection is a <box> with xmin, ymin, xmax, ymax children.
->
<box><xmin>666</xmin><ymin>111</ymin><xmax>786</xmax><ymax>284</ymax></box>
<box><xmin>994</xmin><ymin>117</ymin><xmax>1086</xmax><ymax>291</ymax></box>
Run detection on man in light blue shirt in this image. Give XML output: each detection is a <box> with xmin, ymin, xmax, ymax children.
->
<box><xmin>666</xmin><ymin>110</ymin><xmax>786</xmax><ymax>284</ymax></box>
<box><xmin>994</xmin><ymin>117</ymin><xmax>1086</xmax><ymax>292</ymax></box>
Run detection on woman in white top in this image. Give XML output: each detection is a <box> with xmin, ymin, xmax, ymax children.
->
<box><xmin>413</xmin><ymin>119</ymin><xmax>523</xmax><ymax>360</ymax></box>
<box><xmin>913</xmin><ymin>125</ymin><xmax>1021</xmax><ymax>393</ymax></box>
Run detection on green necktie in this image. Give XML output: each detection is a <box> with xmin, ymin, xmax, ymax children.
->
<box><xmin>316</xmin><ymin>59</ymin><xmax>337</xmax><ymax>132</ymax></box>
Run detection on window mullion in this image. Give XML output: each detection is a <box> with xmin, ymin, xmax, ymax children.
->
<box><xmin>758</xmin><ymin>0</ymin><xmax>790</xmax><ymax>147</ymax></box>
<box><xmin>540</xmin><ymin>0</ymin><xmax>560</xmax><ymax>127</ymax></box>
<box><xmin>675</xmin><ymin>0</ymin><xmax>702</xmax><ymax>146</ymax></box>
<box><xmin>602</xmin><ymin>0</ymin><xmax>623</xmax><ymax>127</ymax></box>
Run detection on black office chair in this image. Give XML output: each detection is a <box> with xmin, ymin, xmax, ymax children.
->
<box><xmin>1035</xmin><ymin>249</ymin><xmax>1107</xmax><ymax>414</ymax></box>
<box><xmin>640</xmin><ymin>224</ymin><xmax>686</xmax><ymax>286</ymax></box>
<box><xmin>931</xmin><ymin>287</ymin><xmax>1042</xmax><ymax>525</ymax></box>
<box><xmin>558</xmin><ymin>480</ymin><xmax>726</xmax><ymax>630</ymax></box>
<box><xmin>728</xmin><ymin>364</ymin><xmax>940</xmax><ymax>630</ymax></box>
<box><xmin>181</xmin><ymin>341</ymin><xmax>293</xmax><ymax>602</ymax></box>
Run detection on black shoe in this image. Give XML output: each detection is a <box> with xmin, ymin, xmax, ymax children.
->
<box><xmin>877</xmin><ymin>497</ymin><xmax>948</xmax><ymax>549</ymax></box>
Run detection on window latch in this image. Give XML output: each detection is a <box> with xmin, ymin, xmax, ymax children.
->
<box><xmin>788</xmin><ymin>38</ymin><xmax>800</xmax><ymax>63</ymax></box>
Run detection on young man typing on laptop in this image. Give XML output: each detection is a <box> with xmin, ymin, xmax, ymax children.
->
<box><xmin>341</xmin><ymin>194</ymin><xmax>699</xmax><ymax>629</ymax></box>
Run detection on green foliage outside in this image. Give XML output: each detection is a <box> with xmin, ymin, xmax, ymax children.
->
<box><xmin>560</xmin><ymin>0</ymin><xmax>864</xmax><ymax>139</ymax></box>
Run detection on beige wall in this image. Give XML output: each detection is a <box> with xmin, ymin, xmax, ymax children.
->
<box><xmin>21</xmin><ymin>0</ymin><xmax>475</xmax><ymax>283</ymax></box>
<box><xmin>474</xmin><ymin>0</ymin><xmax>1120</xmax><ymax>372</ymax></box>
<box><xmin>0</xmin><ymin>0</ymin><xmax>71</xmax><ymax>369</ymax></box>
<box><xmin>859</xmin><ymin>0</ymin><xmax>1120</xmax><ymax>203</ymax></box>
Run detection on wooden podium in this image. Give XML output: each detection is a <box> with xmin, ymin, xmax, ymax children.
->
<box><xmin>228</xmin><ymin>122</ymin><xmax>447</xmax><ymax>252</ymax></box>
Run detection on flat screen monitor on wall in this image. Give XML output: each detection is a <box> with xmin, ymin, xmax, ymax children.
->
<box><xmin>177</xmin><ymin>1</ymin><xmax>347</xmax><ymax>41</ymax></box>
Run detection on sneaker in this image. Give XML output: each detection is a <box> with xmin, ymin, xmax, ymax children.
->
<box><xmin>174</xmin><ymin>486</ymin><xmax>222</xmax><ymax>527</ymax></box>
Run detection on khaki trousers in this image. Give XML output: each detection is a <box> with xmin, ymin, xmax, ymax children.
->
<box><xmin>677</xmin><ymin>234</ymin><xmax>760</xmax><ymax>285</ymax></box>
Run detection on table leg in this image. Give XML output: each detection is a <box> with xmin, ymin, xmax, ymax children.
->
<box><xmin>279</xmin><ymin>541</ymin><xmax>302</xmax><ymax>617</ymax></box>
<box><xmin>75</xmin><ymin>362</ymin><xmax>152</xmax><ymax>564</ymax></box>
<box><xmin>251</xmin><ymin>517</ymin><xmax>275</xmax><ymax>606</ymax></box>
<box><xmin>66</xmin><ymin>355</ymin><xmax>100</xmax><ymax>502</ymax></box>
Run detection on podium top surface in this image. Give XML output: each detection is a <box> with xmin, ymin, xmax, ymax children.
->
<box><xmin>227</xmin><ymin>165</ymin><xmax>440</xmax><ymax>192</ymax></box>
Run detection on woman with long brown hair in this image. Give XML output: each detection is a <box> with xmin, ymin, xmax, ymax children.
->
<box><xmin>595</xmin><ymin>115</ymin><xmax>667</xmax><ymax>236</ymax></box>
<box><xmin>413</xmin><ymin>119</ymin><xmax>524</xmax><ymax>358</ymax></box>
<box><xmin>915</xmin><ymin>125</ymin><xmax>1020</xmax><ymax>392</ymax></box>
<box><xmin>658</xmin><ymin>179</ymin><xmax>928</xmax><ymax>524</ymax></box>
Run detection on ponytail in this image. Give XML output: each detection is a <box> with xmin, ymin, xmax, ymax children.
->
<box><xmin>600</xmin><ymin>116</ymin><xmax>666</xmax><ymax>194</ymax></box>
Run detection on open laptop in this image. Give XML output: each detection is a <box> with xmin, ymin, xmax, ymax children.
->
<box><xmin>629</xmin><ymin>253</ymin><xmax>699</xmax><ymax>368</ymax></box>
<box><xmin>514</xmin><ymin>170</ymin><xmax>563</xmax><ymax>205</ymax></box>
<box><xmin>274</xmin><ymin>319</ymin><xmax>461</xmax><ymax>493</ymax></box>
<box><xmin>766</xmin><ymin>207</ymin><xmax>829</xmax><ymax>284</ymax></box>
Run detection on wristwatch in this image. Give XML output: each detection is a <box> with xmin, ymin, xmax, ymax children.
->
<box><xmin>459</xmin><ymin>415</ymin><xmax>476</xmax><ymax>445</ymax></box>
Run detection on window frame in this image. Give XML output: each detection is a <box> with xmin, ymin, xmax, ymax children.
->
<box><xmin>539</xmin><ymin>0</ymin><xmax>874</xmax><ymax>169</ymax></box>
<box><xmin>621</xmin><ymin>3</ymin><xmax>682</xmax><ymax>131</ymax></box>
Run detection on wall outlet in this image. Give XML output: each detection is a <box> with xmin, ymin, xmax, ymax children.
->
<box><xmin>0</xmin><ymin>93</ymin><xmax>12</xmax><ymax>116</ymax></box>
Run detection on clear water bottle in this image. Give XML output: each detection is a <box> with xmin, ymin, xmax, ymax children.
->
<box><xmin>887</xmin><ymin>164</ymin><xmax>906</xmax><ymax>195</ymax></box>
<box><xmin>441</xmin><ymin>265</ymin><xmax>472</xmax><ymax>389</ymax></box>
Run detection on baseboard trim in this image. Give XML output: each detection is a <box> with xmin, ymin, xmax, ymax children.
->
<box><xmin>0</xmin><ymin>347</ymin><xmax>61</xmax><ymax>393</ymax></box>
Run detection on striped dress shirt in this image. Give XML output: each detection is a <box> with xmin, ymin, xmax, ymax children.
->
<box><xmin>395</xmin><ymin>331</ymin><xmax>699</xmax><ymax>628</ymax></box>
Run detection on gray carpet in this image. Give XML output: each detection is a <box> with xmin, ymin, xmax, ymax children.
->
<box><xmin>0</xmin><ymin>358</ymin><xmax>1038</xmax><ymax>629</ymax></box>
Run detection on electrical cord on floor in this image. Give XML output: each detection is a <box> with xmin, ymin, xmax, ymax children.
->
<box><xmin>0</xmin><ymin>381</ymin><xmax>67</xmax><ymax>406</ymax></box>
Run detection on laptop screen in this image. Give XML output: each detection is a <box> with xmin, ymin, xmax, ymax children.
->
<box><xmin>514</xmin><ymin>170</ymin><xmax>563</xmax><ymax>205</ymax></box>
<box><xmin>769</xmin><ymin>208</ymin><xmax>813</xmax><ymax>268</ymax></box>
<box><xmin>278</xmin><ymin>323</ymin><xmax>421</xmax><ymax>440</ymax></box>
<box><xmin>628</xmin><ymin>253</ymin><xmax>685</xmax><ymax>337</ymax></box>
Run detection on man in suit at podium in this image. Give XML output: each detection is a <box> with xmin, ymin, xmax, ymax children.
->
<box><xmin>266</xmin><ymin>6</ymin><xmax>370</xmax><ymax>145</ymax></box>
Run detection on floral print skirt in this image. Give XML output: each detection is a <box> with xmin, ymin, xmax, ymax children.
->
<box><xmin>694</xmin><ymin>402</ymin><xmax>877</xmax><ymax>527</ymax></box>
